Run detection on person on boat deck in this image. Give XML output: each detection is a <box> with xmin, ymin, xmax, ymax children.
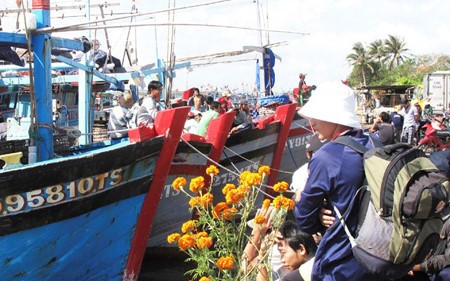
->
<box><xmin>135</xmin><ymin>80</ymin><xmax>163</xmax><ymax>126</ymax></box>
<box><xmin>187</xmin><ymin>88</ymin><xmax>206</xmax><ymax>112</ymax></box>
<box><xmin>295</xmin><ymin>81</ymin><xmax>378</xmax><ymax>281</ymax></box>
<box><xmin>230</xmin><ymin>99</ymin><xmax>253</xmax><ymax>134</ymax></box>
<box><xmin>218</xmin><ymin>90</ymin><xmax>232</xmax><ymax>113</ymax></box>
<box><xmin>107</xmin><ymin>92</ymin><xmax>134</xmax><ymax>139</ymax></box>
<box><xmin>91</xmin><ymin>39</ymin><xmax>122</xmax><ymax>72</ymax></box>
<box><xmin>297</xmin><ymin>73</ymin><xmax>315</xmax><ymax>105</ymax></box>
<box><xmin>184</xmin><ymin>110</ymin><xmax>202</xmax><ymax>134</ymax></box>
<box><xmin>197</xmin><ymin>101</ymin><xmax>221</xmax><ymax>136</ymax></box>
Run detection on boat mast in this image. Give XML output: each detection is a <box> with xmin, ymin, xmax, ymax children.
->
<box><xmin>32</xmin><ymin>0</ymin><xmax>53</xmax><ymax>161</ymax></box>
<box><xmin>165</xmin><ymin>0</ymin><xmax>176</xmax><ymax>107</ymax></box>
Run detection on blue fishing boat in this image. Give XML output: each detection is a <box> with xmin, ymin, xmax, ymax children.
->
<box><xmin>0</xmin><ymin>1</ymin><xmax>190</xmax><ymax>280</ymax></box>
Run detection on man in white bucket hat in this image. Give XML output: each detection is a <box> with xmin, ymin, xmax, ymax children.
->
<box><xmin>294</xmin><ymin>81</ymin><xmax>378</xmax><ymax>281</ymax></box>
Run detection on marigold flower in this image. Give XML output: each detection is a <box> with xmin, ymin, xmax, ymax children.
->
<box><xmin>240</xmin><ymin>170</ymin><xmax>251</xmax><ymax>183</ymax></box>
<box><xmin>245</xmin><ymin>173</ymin><xmax>262</xmax><ymax>186</ymax></box>
<box><xmin>217</xmin><ymin>256</ymin><xmax>234</xmax><ymax>270</ymax></box>
<box><xmin>263</xmin><ymin>199</ymin><xmax>271</xmax><ymax>209</ymax></box>
<box><xmin>273</xmin><ymin>195</ymin><xmax>283</xmax><ymax>209</ymax></box>
<box><xmin>200</xmin><ymin>192</ymin><xmax>213</xmax><ymax>207</ymax></box>
<box><xmin>196</xmin><ymin>231</ymin><xmax>209</xmax><ymax>238</ymax></box>
<box><xmin>189</xmin><ymin>176</ymin><xmax>205</xmax><ymax>193</ymax></box>
<box><xmin>172</xmin><ymin>177</ymin><xmax>187</xmax><ymax>191</ymax></box>
<box><xmin>181</xmin><ymin>220</ymin><xmax>196</xmax><ymax>234</ymax></box>
<box><xmin>254</xmin><ymin>215</ymin><xmax>266</xmax><ymax>224</ymax></box>
<box><xmin>206</xmin><ymin>165</ymin><xmax>219</xmax><ymax>176</ymax></box>
<box><xmin>212</xmin><ymin>202</ymin><xmax>229</xmax><ymax>219</ymax></box>
<box><xmin>273</xmin><ymin>181</ymin><xmax>289</xmax><ymax>193</ymax></box>
<box><xmin>197</xmin><ymin>236</ymin><xmax>213</xmax><ymax>249</ymax></box>
<box><xmin>223</xmin><ymin>207</ymin><xmax>238</xmax><ymax>220</ymax></box>
<box><xmin>258</xmin><ymin>165</ymin><xmax>270</xmax><ymax>176</ymax></box>
<box><xmin>167</xmin><ymin>233</ymin><xmax>181</xmax><ymax>244</ymax></box>
<box><xmin>199</xmin><ymin>277</ymin><xmax>211</xmax><ymax>281</ymax></box>
<box><xmin>273</xmin><ymin>195</ymin><xmax>295</xmax><ymax>210</ymax></box>
<box><xmin>188</xmin><ymin>196</ymin><xmax>201</xmax><ymax>208</ymax></box>
<box><xmin>222</xmin><ymin>183</ymin><xmax>236</xmax><ymax>195</ymax></box>
<box><xmin>178</xmin><ymin>234</ymin><xmax>196</xmax><ymax>250</ymax></box>
<box><xmin>225</xmin><ymin>188</ymin><xmax>245</xmax><ymax>205</ymax></box>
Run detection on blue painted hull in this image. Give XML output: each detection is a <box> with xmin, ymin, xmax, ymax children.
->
<box><xmin>0</xmin><ymin>136</ymin><xmax>164</xmax><ymax>280</ymax></box>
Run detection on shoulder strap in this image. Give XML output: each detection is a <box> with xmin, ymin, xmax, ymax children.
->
<box><xmin>333</xmin><ymin>135</ymin><xmax>369</xmax><ymax>154</ymax></box>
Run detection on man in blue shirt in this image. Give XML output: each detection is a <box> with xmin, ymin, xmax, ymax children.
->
<box><xmin>295</xmin><ymin>81</ymin><xmax>378</xmax><ymax>281</ymax></box>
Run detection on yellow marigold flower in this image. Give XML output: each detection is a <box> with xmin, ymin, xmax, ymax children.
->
<box><xmin>263</xmin><ymin>199</ymin><xmax>271</xmax><ymax>209</ymax></box>
<box><xmin>285</xmin><ymin>197</ymin><xmax>295</xmax><ymax>210</ymax></box>
<box><xmin>237</xmin><ymin>184</ymin><xmax>249</xmax><ymax>193</ymax></box>
<box><xmin>223</xmin><ymin>207</ymin><xmax>238</xmax><ymax>220</ymax></box>
<box><xmin>212</xmin><ymin>202</ymin><xmax>229</xmax><ymax>219</ymax></box>
<box><xmin>245</xmin><ymin>173</ymin><xmax>262</xmax><ymax>186</ymax></box>
<box><xmin>217</xmin><ymin>256</ymin><xmax>234</xmax><ymax>271</ymax></box>
<box><xmin>240</xmin><ymin>170</ymin><xmax>251</xmax><ymax>183</ymax></box>
<box><xmin>273</xmin><ymin>195</ymin><xmax>283</xmax><ymax>209</ymax></box>
<box><xmin>199</xmin><ymin>277</ymin><xmax>211</xmax><ymax>281</ymax></box>
<box><xmin>222</xmin><ymin>183</ymin><xmax>236</xmax><ymax>195</ymax></box>
<box><xmin>172</xmin><ymin>177</ymin><xmax>186</xmax><ymax>191</ymax></box>
<box><xmin>200</xmin><ymin>193</ymin><xmax>213</xmax><ymax>207</ymax></box>
<box><xmin>258</xmin><ymin>165</ymin><xmax>271</xmax><ymax>176</ymax></box>
<box><xmin>189</xmin><ymin>176</ymin><xmax>205</xmax><ymax>193</ymax></box>
<box><xmin>178</xmin><ymin>234</ymin><xmax>196</xmax><ymax>250</ymax></box>
<box><xmin>254</xmin><ymin>215</ymin><xmax>266</xmax><ymax>224</ymax></box>
<box><xmin>167</xmin><ymin>233</ymin><xmax>181</xmax><ymax>244</ymax></box>
<box><xmin>181</xmin><ymin>220</ymin><xmax>196</xmax><ymax>234</ymax></box>
<box><xmin>188</xmin><ymin>196</ymin><xmax>201</xmax><ymax>208</ymax></box>
<box><xmin>196</xmin><ymin>231</ymin><xmax>209</xmax><ymax>238</ymax></box>
<box><xmin>206</xmin><ymin>165</ymin><xmax>219</xmax><ymax>176</ymax></box>
<box><xmin>197</xmin><ymin>236</ymin><xmax>213</xmax><ymax>249</ymax></box>
<box><xmin>225</xmin><ymin>189</ymin><xmax>245</xmax><ymax>205</ymax></box>
<box><xmin>273</xmin><ymin>181</ymin><xmax>289</xmax><ymax>193</ymax></box>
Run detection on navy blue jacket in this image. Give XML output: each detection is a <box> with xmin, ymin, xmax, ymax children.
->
<box><xmin>295</xmin><ymin>130</ymin><xmax>378</xmax><ymax>281</ymax></box>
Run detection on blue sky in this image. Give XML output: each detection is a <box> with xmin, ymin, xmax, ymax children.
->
<box><xmin>2</xmin><ymin>0</ymin><xmax>450</xmax><ymax>94</ymax></box>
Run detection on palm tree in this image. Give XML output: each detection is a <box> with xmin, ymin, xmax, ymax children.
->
<box><xmin>384</xmin><ymin>35</ymin><xmax>409</xmax><ymax>69</ymax></box>
<box><xmin>346</xmin><ymin>42</ymin><xmax>374</xmax><ymax>86</ymax></box>
<box><xmin>368</xmin><ymin>39</ymin><xmax>385</xmax><ymax>67</ymax></box>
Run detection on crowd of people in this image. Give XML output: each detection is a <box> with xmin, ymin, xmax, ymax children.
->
<box><xmin>106</xmin><ymin>81</ymin><xmax>256</xmax><ymax>140</ymax></box>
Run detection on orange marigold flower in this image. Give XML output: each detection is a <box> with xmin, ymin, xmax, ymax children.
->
<box><xmin>273</xmin><ymin>181</ymin><xmax>289</xmax><ymax>193</ymax></box>
<box><xmin>181</xmin><ymin>220</ymin><xmax>196</xmax><ymax>234</ymax></box>
<box><xmin>263</xmin><ymin>199</ymin><xmax>271</xmax><ymax>209</ymax></box>
<box><xmin>178</xmin><ymin>234</ymin><xmax>196</xmax><ymax>250</ymax></box>
<box><xmin>167</xmin><ymin>233</ymin><xmax>181</xmax><ymax>244</ymax></box>
<box><xmin>206</xmin><ymin>165</ymin><xmax>219</xmax><ymax>176</ymax></box>
<box><xmin>196</xmin><ymin>231</ymin><xmax>209</xmax><ymax>238</ymax></box>
<box><xmin>225</xmin><ymin>188</ymin><xmax>245</xmax><ymax>205</ymax></box>
<box><xmin>222</xmin><ymin>183</ymin><xmax>236</xmax><ymax>195</ymax></box>
<box><xmin>212</xmin><ymin>202</ymin><xmax>229</xmax><ymax>219</ymax></box>
<box><xmin>189</xmin><ymin>176</ymin><xmax>205</xmax><ymax>193</ymax></box>
<box><xmin>254</xmin><ymin>215</ymin><xmax>266</xmax><ymax>224</ymax></box>
<box><xmin>284</xmin><ymin>197</ymin><xmax>295</xmax><ymax>210</ymax></box>
<box><xmin>200</xmin><ymin>193</ymin><xmax>213</xmax><ymax>207</ymax></box>
<box><xmin>188</xmin><ymin>196</ymin><xmax>201</xmax><ymax>208</ymax></box>
<box><xmin>258</xmin><ymin>165</ymin><xmax>270</xmax><ymax>176</ymax></box>
<box><xmin>199</xmin><ymin>277</ymin><xmax>211</xmax><ymax>281</ymax></box>
<box><xmin>172</xmin><ymin>177</ymin><xmax>186</xmax><ymax>191</ymax></box>
<box><xmin>197</xmin><ymin>236</ymin><xmax>213</xmax><ymax>249</ymax></box>
<box><xmin>223</xmin><ymin>207</ymin><xmax>238</xmax><ymax>220</ymax></box>
<box><xmin>217</xmin><ymin>256</ymin><xmax>234</xmax><ymax>270</ymax></box>
<box><xmin>273</xmin><ymin>195</ymin><xmax>283</xmax><ymax>209</ymax></box>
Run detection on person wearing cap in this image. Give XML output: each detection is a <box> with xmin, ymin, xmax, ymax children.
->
<box><xmin>107</xmin><ymin>92</ymin><xmax>134</xmax><ymax>139</ymax></box>
<box><xmin>184</xmin><ymin>110</ymin><xmax>202</xmax><ymax>134</ymax></box>
<box><xmin>294</xmin><ymin>81</ymin><xmax>378</xmax><ymax>281</ymax></box>
<box><xmin>297</xmin><ymin>73</ymin><xmax>315</xmax><ymax>106</ymax></box>
<box><xmin>399</xmin><ymin>98</ymin><xmax>419</xmax><ymax>145</ymax></box>
<box><xmin>133</xmin><ymin>80</ymin><xmax>163</xmax><ymax>127</ymax></box>
<box><xmin>230</xmin><ymin>99</ymin><xmax>253</xmax><ymax>135</ymax></box>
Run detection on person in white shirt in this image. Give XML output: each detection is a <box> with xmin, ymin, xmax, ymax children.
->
<box><xmin>400</xmin><ymin>98</ymin><xmax>419</xmax><ymax>145</ymax></box>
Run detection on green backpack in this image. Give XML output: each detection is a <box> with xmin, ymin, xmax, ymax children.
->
<box><xmin>333</xmin><ymin>136</ymin><xmax>450</xmax><ymax>279</ymax></box>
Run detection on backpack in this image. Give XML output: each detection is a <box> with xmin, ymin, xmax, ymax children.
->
<box><xmin>333</xmin><ymin>136</ymin><xmax>450</xmax><ymax>279</ymax></box>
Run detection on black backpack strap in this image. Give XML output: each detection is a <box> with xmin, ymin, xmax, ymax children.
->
<box><xmin>333</xmin><ymin>135</ymin><xmax>369</xmax><ymax>154</ymax></box>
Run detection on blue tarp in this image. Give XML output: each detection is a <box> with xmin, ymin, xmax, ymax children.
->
<box><xmin>258</xmin><ymin>94</ymin><xmax>290</xmax><ymax>107</ymax></box>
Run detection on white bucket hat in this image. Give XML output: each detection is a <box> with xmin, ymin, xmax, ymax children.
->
<box><xmin>298</xmin><ymin>80</ymin><xmax>360</xmax><ymax>129</ymax></box>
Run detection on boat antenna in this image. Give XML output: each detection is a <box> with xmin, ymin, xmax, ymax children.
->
<box><xmin>165</xmin><ymin>0</ymin><xmax>177</xmax><ymax>107</ymax></box>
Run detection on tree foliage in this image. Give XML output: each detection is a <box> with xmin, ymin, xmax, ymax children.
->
<box><xmin>346</xmin><ymin>35</ymin><xmax>450</xmax><ymax>88</ymax></box>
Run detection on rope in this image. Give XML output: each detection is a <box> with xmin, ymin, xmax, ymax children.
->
<box><xmin>181</xmin><ymin>138</ymin><xmax>276</xmax><ymax>200</ymax></box>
